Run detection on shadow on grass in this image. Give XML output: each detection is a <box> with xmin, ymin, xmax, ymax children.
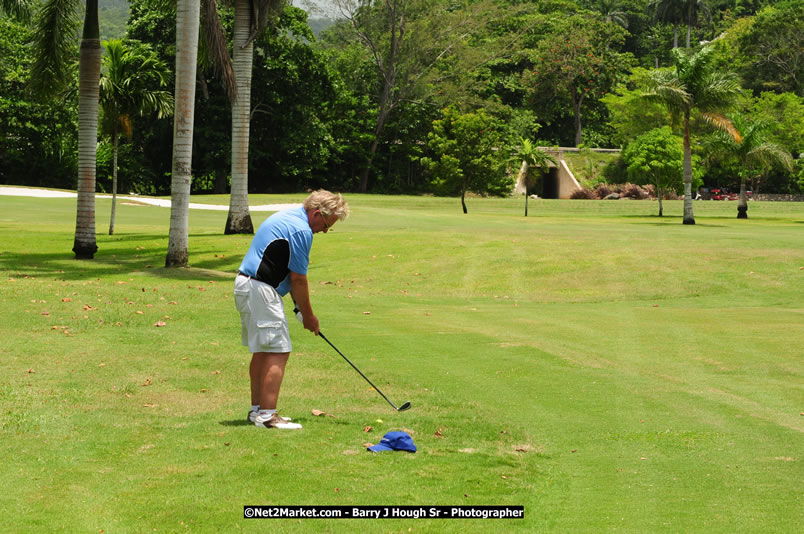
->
<box><xmin>1</xmin><ymin>233</ymin><xmax>242</xmax><ymax>282</ymax></box>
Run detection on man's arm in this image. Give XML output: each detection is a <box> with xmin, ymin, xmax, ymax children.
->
<box><xmin>290</xmin><ymin>271</ymin><xmax>319</xmax><ymax>335</ymax></box>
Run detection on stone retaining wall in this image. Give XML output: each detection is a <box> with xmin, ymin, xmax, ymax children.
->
<box><xmin>752</xmin><ymin>194</ymin><xmax>804</xmax><ymax>202</ymax></box>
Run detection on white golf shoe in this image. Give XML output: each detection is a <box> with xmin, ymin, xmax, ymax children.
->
<box><xmin>255</xmin><ymin>412</ymin><xmax>302</xmax><ymax>430</ymax></box>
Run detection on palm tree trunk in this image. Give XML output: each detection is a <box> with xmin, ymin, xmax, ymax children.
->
<box><xmin>517</xmin><ymin>160</ymin><xmax>529</xmax><ymax>216</ymax></box>
<box><xmin>73</xmin><ymin>0</ymin><xmax>101</xmax><ymax>259</ymax></box>
<box><xmin>225</xmin><ymin>0</ymin><xmax>254</xmax><ymax>235</ymax></box>
<box><xmin>166</xmin><ymin>0</ymin><xmax>201</xmax><ymax>267</ymax></box>
<box><xmin>737</xmin><ymin>177</ymin><xmax>748</xmax><ymax>219</ymax></box>
<box><xmin>109</xmin><ymin>131</ymin><xmax>118</xmax><ymax>235</ymax></box>
<box><xmin>686</xmin><ymin>3</ymin><xmax>692</xmax><ymax>49</ymax></box>
<box><xmin>673</xmin><ymin>25</ymin><xmax>678</xmax><ymax>49</ymax></box>
<box><xmin>461</xmin><ymin>188</ymin><xmax>467</xmax><ymax>214</ymax></box>
<box><xmin>682</xmin><ymin>112</ymin><xmax>695</xmax><ymax>225</ymax></box>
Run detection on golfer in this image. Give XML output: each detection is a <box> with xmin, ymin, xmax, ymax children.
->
<box><xmin>234</xmin><ymin>190</ymin><xmax>349</xmax><ymax>429</ymax></box>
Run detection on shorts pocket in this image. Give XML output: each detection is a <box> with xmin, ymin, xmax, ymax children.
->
<box><xmin>256</xmin><ymin>320</ymin><xmax>285</xmax><ymax>348</ymax></box>
<box><xmin>233</xmin><ymin>276</ymin><xmax>251</xmax><ymax>313</ymax></box>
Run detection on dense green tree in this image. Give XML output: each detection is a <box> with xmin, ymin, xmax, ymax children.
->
<box><xmin>99</xmin><ymin>38</ymin><xmax>173</xmax><ymax>235</ymax></box>
<box><xmin>333</xmin><ymin>0</ymin><xmax>501</xmax><ymax>192</ymax></box>
<box><xmin>0</xmin><ymin>18</ymin><xmax>77</xmax><ymax>188</ymax></box>
<box><xmin>247</xmin><ymin>5</ymin><xmax>343</xmax><ymax>191</ymax></box>
<box><xmin>601</xmin><ymin>68</ymin><xmax>671</xmax><ymax>145</ymax></box>
<box><xmin>623</xmin><ymin>126</ymin><xmax>686</xmax><ymax>216</ymax></box>
<box><xmin>644</xmin><ymin>45</ymin><xmax>741</xmax><ymax>224</ymax></box>
<box><xmin>419</xmin><ymin>106</ymin><xmax>511</xmax><ymax>214</ymax></box>
<box><xmin>736</xmin><ymin>0</ymin><xmax>803</xmax><ymax>96</ymax></box>
<box><xmin>524</xmin><ymin>14</ymin><xmax>634</xmax><ymax>146</ymax></box>
<box><xmin>745</xmin><ymin>92</ymin><xmax>804</xmax><ymax>158</ymax></box>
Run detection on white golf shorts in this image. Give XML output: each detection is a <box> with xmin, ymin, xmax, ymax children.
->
<box><xmin>234</xmin><ymin>275</ymin><xmax>292</xmax><ymax>353</ymax></box>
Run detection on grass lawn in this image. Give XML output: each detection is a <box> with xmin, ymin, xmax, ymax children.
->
<box><xmin>1</xmin><ymin>192</ymin><xmax>802</xmax><ymax>532</ymax></box>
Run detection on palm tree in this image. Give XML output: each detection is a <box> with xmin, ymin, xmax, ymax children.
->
<box><xmin>1</xmin><ymin>0</ymin><xmax>32</xmax><ymax>20</ymax></box>
<box><xmin>595</xmin><ymin>0</ymin><xmax>629</xmax><ymax>30</ymax></box>
<box><xmin>650</xmin><ymin>0</ymin><xmax>710</xmax><ymax>49</ymax></box>
<box><xmin>225</xmin><ymin>0</ymin><xmax>285</xmax><ymax>235</ymax></box>
<box><xmin>29</xmin><ymin>0</ymin><xmax>101</xmax><ymax>258</ymax></box>
<box><xmin>644</xmin><ymin>46</ymin><xmax>741</xmax><ymax>225</ymax></box>
<box><xmin>99</xmin><ymin>39</ymin><xmax>174</xmax><ymax>235</ymax></box>
<box><xmin>706</xmin><ymin>114</ymin><xmax>793</xmax><ymax>219</ymax></box>
<box><xmin>513</xmin><ymin>138</ymin><xmax>557</xmax><ymax>216</ymax></box>
<box><xmin>682</xmin><ymin>0</ymin><xmax>710</xmax><ymax>49</ymax></box>
<box><xmin>649</xmin><ymin>0</ymin><xmax>684</xmax><ymax>48</ymax></box>
<box><xmin>166</xmin><ymin>0</ymin><xmax>202</xmax><ymax>267</ymax></box>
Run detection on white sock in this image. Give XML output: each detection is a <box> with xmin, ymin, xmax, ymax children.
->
<box><xmin>251</xmin><ymin>404</ymin><xmax>260</xmax><ymax>412</ymax></box>
<box><xmin>258</xmin><ymin>409</ymin><xmax>276</xmax><ymax>418</ymax></box>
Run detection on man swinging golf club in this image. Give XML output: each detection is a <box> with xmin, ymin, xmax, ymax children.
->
<box><xmin>234</xmin><ymin>190</ymin><xmax>349</xmax><ymax>429</ymax></box>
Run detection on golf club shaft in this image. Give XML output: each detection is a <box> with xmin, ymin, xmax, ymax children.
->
<box><xmin>318</xmin><ymin>332</ymin><xmax>400</xmax><ymax>411</ymax></box>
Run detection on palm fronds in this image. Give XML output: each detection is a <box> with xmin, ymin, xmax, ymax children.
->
<box><xmin>27</xmin><ymin>0</ymin><xmax>82</xmax><ymax>98</ymax></box>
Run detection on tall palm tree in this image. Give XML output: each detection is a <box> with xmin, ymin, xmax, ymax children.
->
<box><xmin>29</xmin><ymin>0</ymin><xmax>101</xmax><ymax>258</ymax></box>
<box><xmin>166</xmin><ymin>0</ymin><xmax>202</xmax><ymax>267</ymax></box>
<box><xmin>225</xmin><ymin>0</ymin><xmax>285</xmax><ymax>235</ymax></box>
<box><xmin>706</xmin><ymin>114</ymin><xmax>793</xmax><ymax>219</ymax></box>
<box><xmin>99</xmin><ymin>39</ymin><xmax>174</xmax><ymax>235</ymax></box>
<box><xmin>644</xmin><ymin>46</ymin><xmax>741</xmax><ymax>225</ymax></box>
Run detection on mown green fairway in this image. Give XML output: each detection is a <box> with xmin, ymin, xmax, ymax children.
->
<box><xmin>1</xmin><ymin>192</ymin><xmax>802</xmax><ymax>533</ymax></box>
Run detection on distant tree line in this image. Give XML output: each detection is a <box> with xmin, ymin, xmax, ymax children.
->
<box><xmin>1</xmin><ymin>0</ymin><xmax>802</xmax><ymax>200</ymax></box>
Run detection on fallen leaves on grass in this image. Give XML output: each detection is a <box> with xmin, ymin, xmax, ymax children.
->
<box><xmin>141</xmin><ymin>378</ymin><xmax>152</xmax><ymax>387</ymax></box>
<box><xmin>363</xmin><ymin>426</ymin><xmax>373</xmax><ymax>433</ymax></box>
<box><xmin>312</xmin><ymin>409</ymin><xmax>335</xmax><ymax>418</ymax></box>
<box><xmin>61</xmin><ymin>298</ymin><xmax>72</xmax><ymax>302</ymax></box>
<box><xmin>434</xmin><ymin>428</ymin><xmax>444</xmax><ymax>438</ymax></box>
<box><xmin>153</xmin><ymin>321</ymin><xmax>167</xmax><ymax>327</ymax></box>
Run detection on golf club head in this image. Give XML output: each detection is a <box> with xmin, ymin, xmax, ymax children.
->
<box><xmin>396</xmin><ymin>401</ymin><xmax>411</xmax><ymax>412</ymax></box>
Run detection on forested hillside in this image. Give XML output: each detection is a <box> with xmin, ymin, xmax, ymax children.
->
<box><xmin>99</xmin><ymin>0</ymin><xmax>129</xmax><ymax>40</ymax></box>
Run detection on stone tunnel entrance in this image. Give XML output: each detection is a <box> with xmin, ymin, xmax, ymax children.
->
<box><xmin>526</xmin><ymin>167</ymin><xmax>560</xmax><ymax>199</ymax></box>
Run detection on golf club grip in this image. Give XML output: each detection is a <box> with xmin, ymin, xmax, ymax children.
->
<box><xmin>318</xmin><ymin>332</ymin><xmax>398</xmax><ymax>409</ymax></box>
